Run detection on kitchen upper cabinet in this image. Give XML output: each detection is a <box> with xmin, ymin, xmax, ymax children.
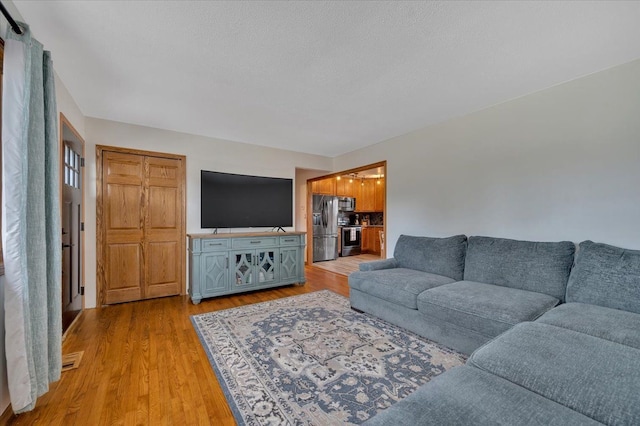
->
<box><xmin>374</xmin><ymin>178</ymin><xmax>385</xmax><ymax>212</ymax></box>
<box><xmin>351</xmin><ymin>179</ymin><xmax>361</xmax><ymax>201</ymax></box>
<box><xmin>311</xmin><ymin>177</ymin><xmax>336</xmax><ymax>195</ymax></box>
<box><xmin>355</xmin><ymin>178</ymin><xmax>385</xmax><ymax>212</ymax></box>
<box><xmin>337</xmin><ymin>177</ymin><xmax>359</xmax><ymax>198</ymax></box>
<box><xmin>336</xmin><ymin>178</ymin><xmax>348</xmax><ymax>197</ymax></box>
<box><xmin>357</xmin><ymin>180</ymin><xmax>375</xmax><ymax>212</ymax></box>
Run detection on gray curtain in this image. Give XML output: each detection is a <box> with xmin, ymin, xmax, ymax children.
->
<box><xmin>1</xmin><ymin>23</ymin><xmax>62</xmax><ymax>413</ymax></box>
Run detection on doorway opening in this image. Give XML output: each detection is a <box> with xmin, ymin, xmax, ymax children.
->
<box><xmin>304</xmin><ymin>161</ymin><xmax>386</xmax><ymax>276</ymax></box>
<box><xmin>60</xmin><ymin>113</ymin><xmax>85</xmax><ymax>335</ymax></box>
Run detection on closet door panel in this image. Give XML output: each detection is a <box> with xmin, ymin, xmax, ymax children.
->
<box><xmin>102</xmin><ymin>152</ymin><xmax>144</xmax><ymax>304</ymax></box>
<box><xmin>144</xmin><ymin>156</ymin><xmax>183</xmax><ymax>298</ymax></box>
<box><xmin>100</xmin><ymin>148</ymin><xmax>185</xmax><ymax>304</ymax></box>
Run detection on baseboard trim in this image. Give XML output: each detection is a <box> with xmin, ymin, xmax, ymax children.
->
<box><xmin>0</xmin><ymin>403</ymin><xmax>15</xmax><ymax>424</ymax></box>
<box><xmin>62</xmin><ymin>310</ymin><xmax>84</xmax><ymax>342</ymax></box>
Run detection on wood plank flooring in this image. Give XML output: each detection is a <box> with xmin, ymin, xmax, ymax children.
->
<box><xmin>310</xmin><ymin>253</ymin><xmax>380</xmax><ymax>276</ymax></box>
<box><xmin>1</xmin><ymin>266</ymin><xmax>348</xmax><ymax>426</ymax></box>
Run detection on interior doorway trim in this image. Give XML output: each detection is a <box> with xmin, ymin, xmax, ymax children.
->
<box><xmin>96</xmin><ymin>145</ymin><xmax>187</xmax><ymax>305</ymax></box>
<box><xmin>306</xmin><ymin>160</ymin><xmax>387</xmax><ymax>264</ymax></box>
<box><xmin>59</xmin><ymin>113</ymin><xmax>86</xmax><ymax>336</ymax></box>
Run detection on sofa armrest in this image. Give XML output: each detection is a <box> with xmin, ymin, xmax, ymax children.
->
<box><xmin>359</xmin><ymin>258</ymin><xmax>399</xmax><ymax>272</ymax></box>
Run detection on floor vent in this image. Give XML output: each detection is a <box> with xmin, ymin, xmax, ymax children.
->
<box><xmin>61</xmin><ymin>351</ymin><xmax>84</xmax><ymax>372</ymax></box>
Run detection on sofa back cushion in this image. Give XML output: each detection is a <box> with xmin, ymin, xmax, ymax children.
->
<box><xmin>463</xmin><ymin>236</ymin><xmax>575</xmax><ymax>300</ymax></box>
<box><xmin>566</xmin><ymin>240</ymin><xmax>640</xmax><ymax>313</ymax></box>
<box><xmin>393</xmin><ymin>234</ymin><xmax>467</xmax><ymax>280</ymax></box>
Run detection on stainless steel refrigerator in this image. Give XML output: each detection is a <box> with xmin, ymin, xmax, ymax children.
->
<box><xmin>312</xmin><ymin>195</ymin><xmax>338</xmax><ymax>262</ymax></box>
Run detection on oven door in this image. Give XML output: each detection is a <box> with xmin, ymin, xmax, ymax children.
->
<box><xmin>341</xmin><ymin>227</ymin><xmax>362</xmax><ymax>256</ymax></box>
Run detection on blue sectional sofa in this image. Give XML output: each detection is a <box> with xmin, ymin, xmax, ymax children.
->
<box><xmin>350</xmin><ymin>234</ymin><xmax>575</xmax><ymax>354</ymax></box>
<box><xmin>353</xmin><ymin>237</ymin><xmax>640</xmax><ymax>425</ymax></box>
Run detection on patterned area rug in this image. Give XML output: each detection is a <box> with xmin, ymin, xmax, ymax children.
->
<box><xmin>191</xmin><ymin>290</ymin><xmax>466</xmax><ymax>425</ymax></box>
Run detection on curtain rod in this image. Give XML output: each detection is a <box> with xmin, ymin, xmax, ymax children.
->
<box><xmin>0</xmin><ymin>0</ymin><xmax>23</xmax><ymax>35</ymax></box>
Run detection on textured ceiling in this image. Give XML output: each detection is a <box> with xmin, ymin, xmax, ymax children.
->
<box><xmin>13</xmin><ymin>1</ymin><xmax>640</xmax><ymax>157</ymax></box>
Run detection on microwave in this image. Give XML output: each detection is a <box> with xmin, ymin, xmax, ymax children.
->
<box><xmin>338</xmin><ymin>197</ymin><xmax>356</xmax><ymax>212</ymax></box>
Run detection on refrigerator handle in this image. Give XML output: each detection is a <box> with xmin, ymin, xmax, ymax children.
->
<box><xmin>322</xmin><ymin>202</ymin><xmax>327</xmax><ymax>227</ymax></box>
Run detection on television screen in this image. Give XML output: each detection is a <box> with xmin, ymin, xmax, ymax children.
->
<box><xmin>201</xmin><ymin>170</ymin><xmax>293</xmax><ymax>228</ymax></box>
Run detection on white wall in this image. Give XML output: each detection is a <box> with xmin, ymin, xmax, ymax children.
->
<box><xmin>334</xmin><ymin>59</ymin><xmax>640</xmax><ymax>256</ymax></box>
<box><xmin>84</xmin><ymin>118</ymin><xmax>333</xmax><ymax>307</ymax></box>
<box><xmin>56</xmin><ymin>73</ymin><xmax>86</xmax><ymax>138</ymax></box>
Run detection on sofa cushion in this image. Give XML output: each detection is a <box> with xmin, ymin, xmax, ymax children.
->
<box><xmin>393</xmin><ymin>234</ymin><xmax>467</xmax><ymax>280</ymax></box>
<box><xmin>464</xmin><ymin>236</ymin><xmax>575</xmax><ymax>300</ymax></box>
<box><xmin>349</xmin><ymin>269</ymin><xmax>456</xmax><ymax>310</ymax></box>
<box><xmin>537</xmin><ymin>302</ymin><xmax>640</xmax><ymax>350</ymax></box>
<box><xmin>566</xmin><ymin>240</ymin><xmax>640</xmax><ymax>314</ymax></box>
<box><xmin>469</xmin><ymin>322</ymin><xmax>640</xmax><ymax>426</ymax></box>
<box><xmin>363</xmin><ymin>366</ymin><xmax>601</xmax><ymax>426</ymax></box>
<box><xmin>417</xmin><ymin>280</ymin><xmax>559</xmax><ymax>337</ymax></box>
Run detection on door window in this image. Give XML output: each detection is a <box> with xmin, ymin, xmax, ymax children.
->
<box><xmin>64</xmin><ymin>143</ymin><xmax>81</xmax><ymax>189</ymax></box>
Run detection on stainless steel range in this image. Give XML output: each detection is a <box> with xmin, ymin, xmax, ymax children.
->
<box><xmin>340</xmin><ymin>225</ymin><xmax>362</xmax><ymax>256</ymax></box>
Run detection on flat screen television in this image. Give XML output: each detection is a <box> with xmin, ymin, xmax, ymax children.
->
<box><xmin>201</xmin><ymin>170</ymin><xmax>293</xmax><ymax>229</ymax></box>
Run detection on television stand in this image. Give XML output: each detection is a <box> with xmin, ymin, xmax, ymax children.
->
<box><xmin>187</xmin><ymin>231</ymin><xmax>306</xmax><ymax>304</ymax></box>
<box><xmin>272</xmin><ymin>226</ymin><xmax>286</xmax><ymax>232</ymax></box>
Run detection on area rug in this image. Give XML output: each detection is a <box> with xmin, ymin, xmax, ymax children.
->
<box><xmin>191</xmin><ymin>290</ymin><xmax>466</xmax><ymax>425</ymax></box>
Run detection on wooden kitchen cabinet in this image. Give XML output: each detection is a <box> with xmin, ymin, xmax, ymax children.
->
<box><xmin>336</xmin><ymin>177</ymin><xmax>359</xmax><ymax>198</ymax></box>
<box><xmin>357</xmin><ymin>180</ymin><xmax>375</xmax><ymax>211</ymax></box>
<box><xmin>362</xmin><ymin>227</ymin><xmax>381</xmax><ymax>255</ymax></box>
<box><xmin>372</xmin><ymin>229</ymin><xmax>381</xmax><ymax>255</ymax></box>
<box><xmin>351</xmin><ymin>179</ymin><xmax>361</xmax><ymax>201</ymax></box>
<box><xmin>311</xmin><ymin>177</ymin><xmax>336</xmax><ymax>195</ymax></box>
<box><xmin>361</xmin><ymin>228</ymin><xmax>369</xmax><ymax>252</ymax></box>
<box><xmin>354</xmin><ymin>178</ymin><xmax>385</xmax><ymax>212</ymax></box>
<box><xmin>374</xmin><ymin>178</ymin><xmax>385</xmax><ymax>211</ymax></box>
<box><xmin>336</xmin><ymin>178</ymin><xmax>345</xmax><ymax>196</ymax></box>
<box><xmin>336</xmin><ymin>177</ymin><xmax>348</xmax><ymax>197</ymax></box>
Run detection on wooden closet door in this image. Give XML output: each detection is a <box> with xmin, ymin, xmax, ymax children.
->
<box><xmin>144</xmin><ymin>156</ymin><xmax>183</xmax><ymax>298</ymax></box>
<box><xmin>101</xmin><ymin>150</ymin><xmax>184</xmax><ymax>304</ymax></box>
<box><xmin>103</xmin><ymin>151</ymin><xmax>145</xmax><ymax>304</ymax></box>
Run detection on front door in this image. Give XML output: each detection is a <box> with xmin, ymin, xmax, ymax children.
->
<box><xmin>61</xmin><ymin>116</ymin><xmax>84</xmax><ymax>333</ymax></box>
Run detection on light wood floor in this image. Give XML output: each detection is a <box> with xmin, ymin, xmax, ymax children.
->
<box><xmin>0</xmin><ymin>266</ymin><xmax>348</xmax><ymax>426</ymax></box>
<box><xmin>310</xmin><ymin>253</ymin><xmax>380</xmax><ymax>276</ymax></box>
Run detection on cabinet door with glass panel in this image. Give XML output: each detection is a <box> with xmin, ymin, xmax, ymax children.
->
<box><xmin>230</xmin><ymin>248</ymin><xmax>280</xmax><ymax>287</ymax></box>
